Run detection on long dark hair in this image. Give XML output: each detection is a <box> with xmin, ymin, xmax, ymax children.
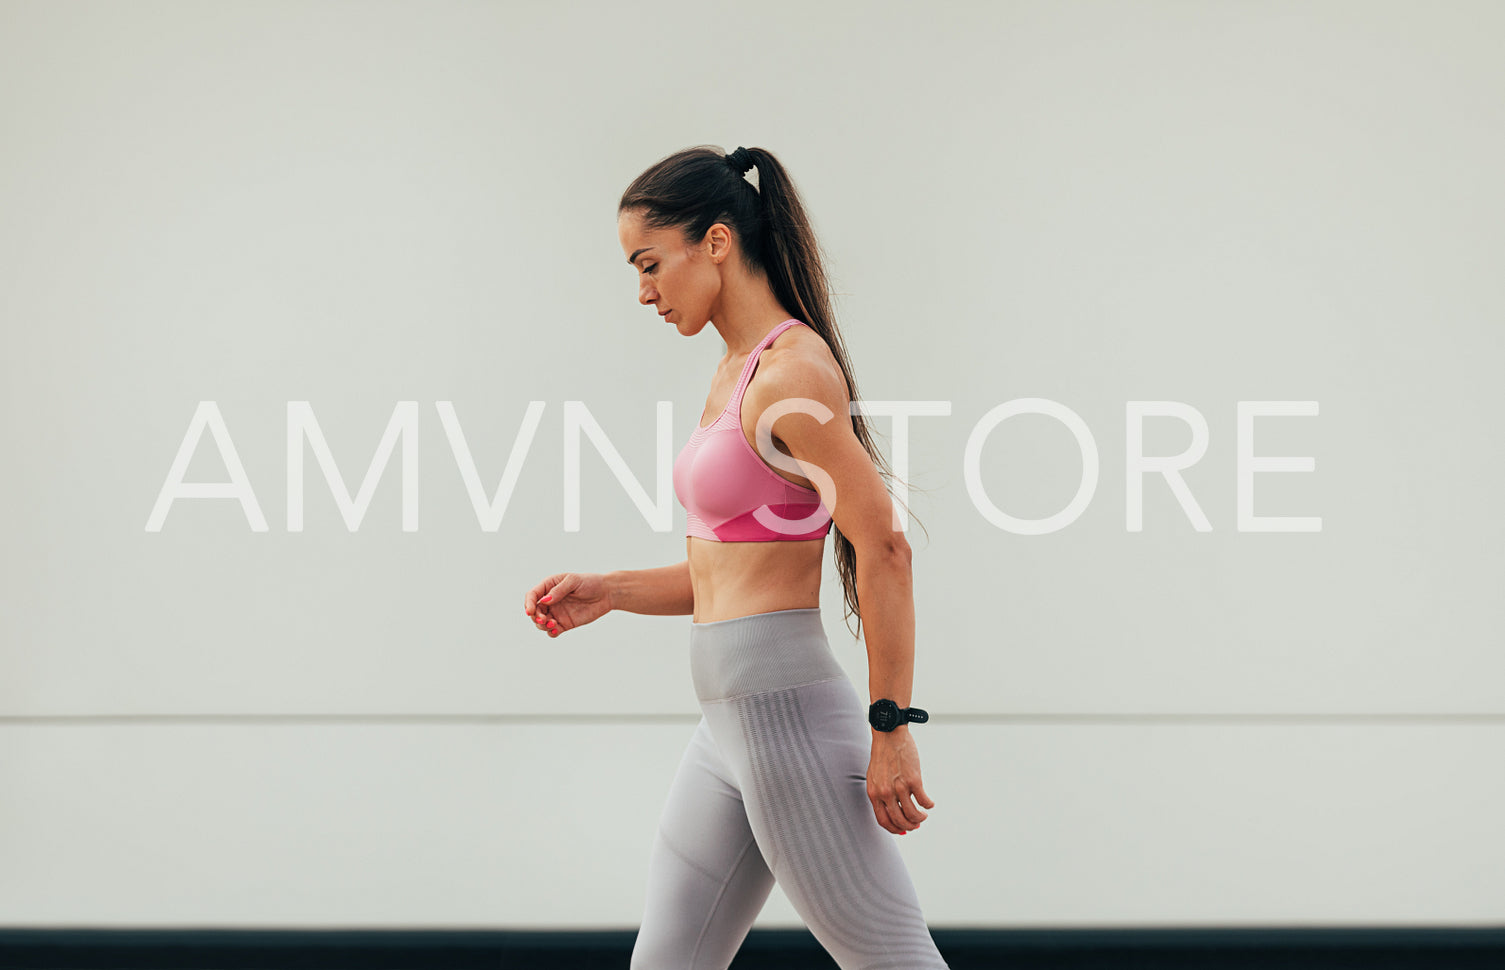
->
<box><xmin>618</xmin><ymin>144</ymin><xmax>929</xmax><ymax>641</ymax></box>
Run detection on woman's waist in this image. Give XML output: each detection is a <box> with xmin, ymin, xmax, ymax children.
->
<box><xmin>689</xmin><ymin>606</ymin><xmax>847</xmax><ymax>702</ymax></box>
<box><xmin>687</xmin><ymin>533</ymin><xmax>824</xmax><ymax>572</ymax></box>
<box><xmin>686</xmin><ymin>539</ymin><xmax>824</xmax><ymax>623</ymax></box>
<box><xmin>691</xmin><ymin>605</ymin><xmax>823</xmax><ymax>629</ymax></box>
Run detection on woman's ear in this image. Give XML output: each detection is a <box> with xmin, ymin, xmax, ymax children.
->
<box><xmin>706</xmin><ymin>223</ymin><xmax>732</xmax><ymax>264</ymax></box>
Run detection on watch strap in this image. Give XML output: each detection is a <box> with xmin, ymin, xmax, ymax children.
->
<box><xmin>869</xmin><ymin>699</ymin><xmax>929</xmax><ymax>730</ymax></box>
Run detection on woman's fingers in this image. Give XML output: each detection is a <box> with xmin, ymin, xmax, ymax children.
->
<box><xmin>872</xmin><ymin>798</ymin><xmax>901</xmax><ymax>834</ymax></box>
<box><xmin>869</xmin><ymin>779</ymin><xmax>931</xmax><ymax>833</ymax></box>
<box><xmin>524</xmin><ymin>575</ymin><xmax>569</xmax><ymax>617</ymax></box>
<box><xmin>523</xmin><ymin>573</ymin><xmax>607</xmax><ymax>636</ymax></box>
<box><xmin>868</xmin><ymin>745</ymin><xmax>933</xmax><ymax>833</ymax></box>
<box><xmin>531</xmin><ymin>608</ymin><xmax>559</xmax><ymax>634</ymax></box>
<box><xmin>524</xmin><ymin>576</ymin><xmax>569</xmax><ymax>632</ymax></box>
<box><xmin>894</xmin><ymin>790</ymin><xmax>929</xmax><ymax>827</ymax></box>
<box><xmin>523</xmin><ymin>592</ymin><xmax>561</xmax><ymax>634</ymax></box>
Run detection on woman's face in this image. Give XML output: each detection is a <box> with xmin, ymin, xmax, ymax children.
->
<box><xmin>617</xmin><ymin>208</ymin><xmax>723</xmax><ymax>332</ymax></box>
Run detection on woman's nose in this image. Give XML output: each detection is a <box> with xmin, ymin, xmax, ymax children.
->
<box><xmin>638</xmin><ymin>283</ymin><xmax>657</xmax><ymax>304</ymax></box>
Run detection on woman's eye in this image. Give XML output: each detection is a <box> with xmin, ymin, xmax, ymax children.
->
<box><xmin>643</xmin><ymin>264</ymin><xmax>657</xmax><ymax>274</ymax></box>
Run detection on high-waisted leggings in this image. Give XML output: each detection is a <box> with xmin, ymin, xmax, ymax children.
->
<box><xmin>629</xmin><ymin>607</ymin><xmax>949</xmax><ymax>970</ymax></box>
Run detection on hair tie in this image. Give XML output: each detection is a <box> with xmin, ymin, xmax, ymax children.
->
<box><xmin>726</xmin><ymin>146</ymin><xmax>756</xmax><ymax>176</ymax></box>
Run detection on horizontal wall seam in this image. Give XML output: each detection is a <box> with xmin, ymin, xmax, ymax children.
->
<box><xmin>3</xmin><ymin>713</ymin><xmax>1505</xmax><ymax>726</ymax></box>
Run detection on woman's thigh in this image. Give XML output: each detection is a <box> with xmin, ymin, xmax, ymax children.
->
<box><xmin>702</xmin><ymin>677</ymin><xmax>950</xmax><ymax>970</ymax></box>
<box><xmin>630</xmin><ymin>715</ymin><xmax>776</xmax><ymax>970</ymax></box>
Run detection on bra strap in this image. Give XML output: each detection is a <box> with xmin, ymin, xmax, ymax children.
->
<box><xmin>731</xmin><ymin>319</ymin><xmax>803</xmax><ymax>402</ymax></box>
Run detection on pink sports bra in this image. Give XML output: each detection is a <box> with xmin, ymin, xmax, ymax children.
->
<box><xmin>673</xmin><ymin>319</ymin><xmax>834</xmax><ymax>542</ymax></box>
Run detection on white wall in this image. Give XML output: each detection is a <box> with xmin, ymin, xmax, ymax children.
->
<box><xmin>3</xmin><ymin>0</ymin><xmax>1502</xmax><ymax>928</ymax></box>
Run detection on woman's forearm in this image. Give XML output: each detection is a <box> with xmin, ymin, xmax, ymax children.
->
<box><xmin>606</xmin><ymin>559</ymin><xmax>694</xmax><ymax>616</ymax></box>
<box><xmin>854</xmin><ymin>543</ymin><xmax>917</xmax><ymax>715</ymax></box>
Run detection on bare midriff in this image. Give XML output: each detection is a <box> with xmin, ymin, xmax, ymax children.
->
<box><xmin>687</xmin><ymin>534</ymin><xmax>825</xmax><ymax>623</ymax></box>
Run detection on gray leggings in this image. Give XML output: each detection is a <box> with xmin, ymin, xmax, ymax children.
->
<box><xmin>630</xmin><ymin>607</ymin><xmax>949</xmax><ymax>970</ymax></box>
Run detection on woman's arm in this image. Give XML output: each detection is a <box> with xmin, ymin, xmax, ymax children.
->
<box><xmin>744</xmin><ymin>345</ymin><xmax>935</xmax><ymax>835</ymax></box>
<box><xmin>526</xmin><ymin>560</ymin><xmax>691</xmax><ymax>636</ymax></box>
<box><xmin>606</xmin><ymin>559</ymin><xmax>694</xmax><ymax>616</ymax></box>
<box><xmin>853</xmin><ymin>537</ymin><xmax>935</xmax><ymax>834</ymax></box>
<box><xmin>854</xmin><ymin>539</ymin><xmax>916</xmax><ymax>711</ymax></box>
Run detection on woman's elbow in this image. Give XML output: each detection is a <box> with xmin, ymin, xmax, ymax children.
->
<box><xmin>855</xmin><ymin>535</ymin><xmax>912</xmax><ymax>567</ymax></box>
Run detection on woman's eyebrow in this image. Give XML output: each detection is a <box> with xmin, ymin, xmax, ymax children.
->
<box><xmin>627</xmin><ymin>246</ymin><xmax>655</xmax><ymax>266</ymax></box>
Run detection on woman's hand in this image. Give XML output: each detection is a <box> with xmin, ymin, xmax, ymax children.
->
<box><xmin>866</xmin><ymin>729</ymin><xmax>935</xmax><ymax>834</ymax></box>
<box><xmin>524</xmin><ymin>572</ymin><xmax>614</xmax><ymax>637</ymax></box>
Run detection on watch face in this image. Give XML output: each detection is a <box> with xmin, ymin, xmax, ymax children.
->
<box><xmin>870</xmin><ymin>700</ymin><xmax>898</xmax><ymax>730</ymax></box>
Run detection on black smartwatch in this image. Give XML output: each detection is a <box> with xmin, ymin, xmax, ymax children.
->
<box><xmin>868</xmin><ymin>698</ymin><xmax>929</xmax><ymax>732</ymax></box>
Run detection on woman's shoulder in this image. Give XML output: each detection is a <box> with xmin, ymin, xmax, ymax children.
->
<box><xmin>769</xmin><ymin>319</ymin><xmax>836</xmax><ymax>365</ymax></box>
<box><xmin>748</xmin><ymin>322</ymin><xmax>848</xmax><ymax>410</ymax></box>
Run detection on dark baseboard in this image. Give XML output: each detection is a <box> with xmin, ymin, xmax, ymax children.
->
<box><xmin>1</xmin><ymin>926</ymin><xmax>1503</xmax><ymax>969</ymax></box>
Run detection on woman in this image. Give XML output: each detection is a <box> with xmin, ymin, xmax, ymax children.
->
<box><xmin>523</xmin><ymin>145</ymin><xmax>948</xmax><ymax>970</ymax></box>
